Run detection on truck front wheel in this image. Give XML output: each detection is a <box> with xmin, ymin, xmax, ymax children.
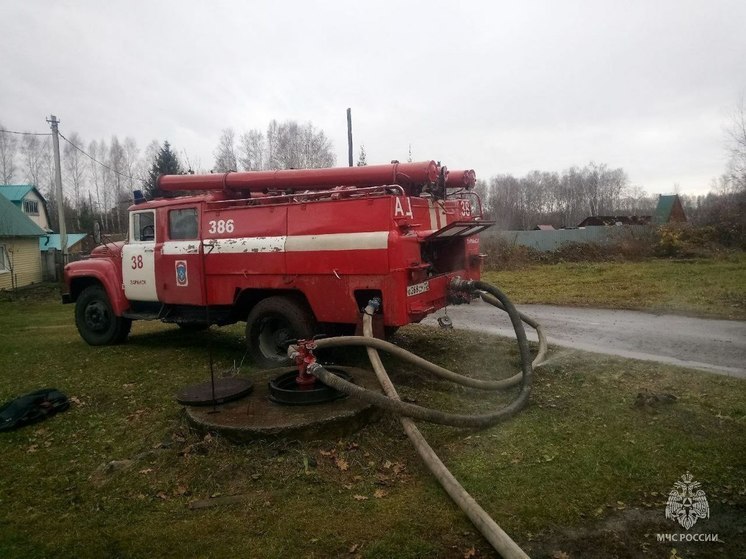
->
<box><xmin>246</xmin><ymin>296</ymin><xmax>316</xmax><ymax>367</ymax></box>
<box><xmin>75</xmin><ymin>285</ymin><xmax>132</xmax><ymax>345</ymax></box>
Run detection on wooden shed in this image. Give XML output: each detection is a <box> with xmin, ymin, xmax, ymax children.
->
<box><xmin>654</xmin><ymin>194</ymin><xmax>687</xmax><ymax>225</ymax></box>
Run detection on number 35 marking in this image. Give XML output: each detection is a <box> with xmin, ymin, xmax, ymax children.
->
<box><xmin>208</xmin><ymin>219</ymin><xmax>235</xmax><ymax>234</ymax></box>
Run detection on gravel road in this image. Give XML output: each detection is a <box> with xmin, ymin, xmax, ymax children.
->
<box><xmin>422</xmin><ymin>301</ymin><xmax>746</xmax><ymax>377</ymax></box>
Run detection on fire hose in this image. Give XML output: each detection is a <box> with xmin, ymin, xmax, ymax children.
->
<box><xmin>289</xmin><ymin>278</ymin><xmax>547</xmax><ymax>558</ymax></box>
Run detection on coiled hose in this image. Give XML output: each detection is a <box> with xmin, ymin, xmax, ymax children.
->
<box><xmin>294</xmin><ymin>278</ymin><xmax>545</xmax><ymax>558</ymax></box>
<box><xmin>311</xmin><ymin>279</ymin><xmax>540</xmax><ymax>428</ymax></box>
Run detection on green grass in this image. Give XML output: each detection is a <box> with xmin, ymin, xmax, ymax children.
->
<box><xmin>483</xmin><ymin>253</ymin><xmax>746</xmax><ymax>319</ymax></box>
<box><xmin>0</xmin><ymin>293</ymin><xmax>744</xmax><ymax>558</ymax></box>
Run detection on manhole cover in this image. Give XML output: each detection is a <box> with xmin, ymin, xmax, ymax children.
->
<box><xmin>176</xmin><ymin>377</ymin><xmax>254</xmax><ymax>406</ymax></box>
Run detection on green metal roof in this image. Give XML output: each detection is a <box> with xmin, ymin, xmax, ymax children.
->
<box><xmin>0</xmin><ymin>185</ymin><xmax>36</xmax><ymax>203</ymax></box>
<box><xmin>654</xmin><ymin>195</ymin><xmax>679</xmax><ymax>225</ymax></box>
<box><xmin>40</xmin><ymin>233</ymin><xmax>87</xmax><ymax>251</ymax></box>
<box><xmin>0</xmin><ymin>194</ymin><xmax>46</xmax><ymax>237</ymax></box>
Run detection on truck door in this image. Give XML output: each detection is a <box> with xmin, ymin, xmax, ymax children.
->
<box><xmin>157</xmin><ymin>206</ymin><xmax>205</xmax><ymax>305</ymax></box>
<box><xmin>123</xmin><ymin>210</ymin><xmax>158</xmax><ymax>301</ymax></box>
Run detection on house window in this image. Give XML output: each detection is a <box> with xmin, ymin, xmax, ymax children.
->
<box><xmin>169</xmin><ymin>209</ymin><xmax>198</xmax><ymax>240</ymax></box>
<box><xmin>0</xmin><ymin>245</ymin><xmax>10</xmax><ymax>273</ymax></box>
<box><xmin>23</xmin><ymin>200</ymin><xmax>39</xmax><ymax>215</ymax></box>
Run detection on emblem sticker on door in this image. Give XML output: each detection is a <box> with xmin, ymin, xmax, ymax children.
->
<box><xmin>175</xmin><ymin>260</ymin><xmax>188</xmax><ymax>287</ymax></box>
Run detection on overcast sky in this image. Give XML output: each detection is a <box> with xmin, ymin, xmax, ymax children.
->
<box><xmin>2</xmin><ymin>0</ymin><xmax>744</xmax><ymax>195</ymax></box>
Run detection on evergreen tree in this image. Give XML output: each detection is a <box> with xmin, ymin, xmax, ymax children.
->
<box><xmin>356</xmin><ymin>144</ymin><xmax>367</xmax><ymax>167</ymax></box>
<box><xmin>78</xmin><ymin>197</ymin><xmax>96</xmax><ymax>233</ymax></box>
<box><xmin>145</xmin><ymin>141</ymin><xmax>182</xmax><ymax>198</ymax></box>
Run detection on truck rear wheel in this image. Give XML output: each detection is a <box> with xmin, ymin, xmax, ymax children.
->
<box><xmin>75</xmin><ymin>285</ymin><xmax>132</xmax><ymax>346</ymax></box>
<box><xmin>246</xmin><ymin>296</ymin><xmax>316</xmax><ymax>367</ymax></box>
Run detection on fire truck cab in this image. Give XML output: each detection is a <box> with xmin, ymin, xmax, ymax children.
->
<box><xmin>63</xmin><ymin>161</ymin><xmax>492</xmax><ymax>366</ymax></box>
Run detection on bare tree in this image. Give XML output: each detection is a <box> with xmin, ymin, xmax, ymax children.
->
<box><xmin>62</xmin><ymin>132</ymin><xmax>86</xmax><ymax>212</ymax></box>
<box><xmin>95</xmin><ymin>139</ymin><xmax>116</xmax><ymax>231</ymax></box>
<box><xmin>725</xmin><ymin>97</ymin><xmax>746</xmax><ymax>192</ymax></box>
<box><xmin>61</xmin><ymin>132</ymin><xmax>86</xmax><ymax>231</ymax></box>
<box><xmin>213</xmin><ymin>128</ymin><xmax>237</xmax><ymax>172</ymax></box>
<box><xmin>238</xmin><ymin>129</ymin><xmax>265</xmax><ymax>171</ymax></box>
<box><xmin>472</xmin><ymin>179</ymin><xmax>489</xmax><ymax>218</ymax></box>
<box><xmin>273</xmin><ymin>121</ymin><xmax>302</xmax><ymax>169</ymax></box>
<box><xmin>237</xmin><ymin>120</ymin><xmax>335</xmax><ymax>171</ymax></box>
<box><xmin>0</xmin><ymin>125</ymin><xmax>17</xmax><ymax>183</ymax></box>
<box><xmin>123</xmin><ymin>137</ymin><xmax>140</xmax><ymax>191</ymax></box>
<box><xmin>87</xmin><ymin>140</ymin><xmax>107</xmax><ymax>230</ymax></box>
<box><xmin>109</xmin><ymin>136</ymin><xmax>127</xmax><ymax>232</ymax></box>
<box><xmin>486</xmin><ymin>162</ymin><xmax>632</xmax><ymax>230</ymax></box>
<box><xmin>21</xmin><ymin>134</ymin><xmax>50</xmax><ymax>188</ymax></box>
<box><xmin>298</xmin><ymin>121</ymin><xmax>335</xmax><ymax>168</ymax></box>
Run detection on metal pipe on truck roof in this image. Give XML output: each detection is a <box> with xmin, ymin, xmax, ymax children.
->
<box><xmin>158</xmin><ymin>161</ymin><xmax>440</xmax><ymax>193</ymax></box>
<box><xmin>445</xmin><ymin>169</ymin><xmax>477</xmax><ymax>189</ymax></box>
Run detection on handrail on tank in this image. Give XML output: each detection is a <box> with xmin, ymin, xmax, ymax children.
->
<box><xmin>204</xmin><ymin>185</ymin><xmax>407</xmax><ymax>208</ymax></box>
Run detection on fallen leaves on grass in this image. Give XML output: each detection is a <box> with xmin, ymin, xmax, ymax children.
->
<box><xmin>382</xmin><ymin>460</ymin><xmax>406</xmax><ymax>475</ymax></box>
<box><xmin>352</xmin><ymin>495</ymin><xmax>368</xmax><ymax>501</ymax></box>
<box><xmin>318</xmin><ymin>447</ymin><xmax>355</xmax><ymax>473</ymax></box>
<box><xmin>373</xmin><ymin>489</ymin><xmax>388</xmax><ymax>499</ymax></box>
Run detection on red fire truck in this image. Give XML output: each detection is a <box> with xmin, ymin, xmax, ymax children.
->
<box><xmin>62</xmin><ymin>161</ymin><xmax>492</xmax><ymax>365</ymax></box>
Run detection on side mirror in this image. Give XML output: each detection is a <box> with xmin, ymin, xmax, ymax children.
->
<box><xmin>93</xmin><ymin>221</ymin><xmax>102</xmax><ymax>245</ymax></box>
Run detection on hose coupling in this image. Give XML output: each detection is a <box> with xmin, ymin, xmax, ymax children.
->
<box><xmin>367</xmin><ymin>297</ymin><xmax>382</xmax><ymax>312</ymax></box>
<box><xmin>450</xmin><ymin>277</ymin><xmax>475</xmax><ymax>292</ymax></box>
<box><xmin>306</xmin><ymin>362</ymin><xmax>323</xmax><ymax>378</ymax></box>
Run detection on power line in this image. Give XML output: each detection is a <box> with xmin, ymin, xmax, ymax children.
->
<box><xmin>0</xmin><ymin>128</ymin><xmax>52</xmax><ymax>136</ymax></box>
<box><xmin>57</xmin><ymin>130</ymin><xmax>144</xmax><ymax>185</ymax></box>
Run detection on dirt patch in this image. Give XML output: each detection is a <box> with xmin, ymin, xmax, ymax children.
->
<box><xmin>524</xmin><ymin>505</ymin><xmax>744</xmax><ymax>558</ymax></box>
<box><xmin>0</xmin><ymin>282</ymin><xmax>62</xmax><ymax>302</ymax></box>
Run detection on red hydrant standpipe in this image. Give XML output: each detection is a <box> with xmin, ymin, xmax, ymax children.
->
<box><xmin>293</xmin><ymin>339</ymin><xmax>319</xmax><ymax>390</ymax></box>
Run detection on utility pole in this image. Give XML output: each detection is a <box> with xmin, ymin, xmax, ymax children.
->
<box><xmin>346</xmin><ymin>108</ymin><xmax>353</xmax><ymax>167</ymax></box>
<box><xmin>46</xmin><ymin>115</ymin><xmax>67</xmax><ymax>267</ymax></box>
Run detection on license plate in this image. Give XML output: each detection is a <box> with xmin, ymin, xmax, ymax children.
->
<box><xmin>407</xmin><ymin>281</ymin><xmax>430</xmax><ymax>297</ymax></box>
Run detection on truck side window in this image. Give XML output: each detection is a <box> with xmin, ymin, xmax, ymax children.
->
<box><xmin>133</xmin><ymin>211</ymin><xmax>155</xmax><ymax>242</ymax></box>
<box><xmin>169</xmin><ymin>209</ymin><xmax>198</xmax><ymax>240</ymax></box>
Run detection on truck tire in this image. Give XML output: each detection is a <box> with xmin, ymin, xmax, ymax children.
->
<box><xmin>246</xmin><ymin>296</ymin><xmax>316</xmax><ymax>367</ymax></box>
<box><xmin>75</xmin><ymin>285</ymin><xmax>132</xmax><ymax>346</ymax></box>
